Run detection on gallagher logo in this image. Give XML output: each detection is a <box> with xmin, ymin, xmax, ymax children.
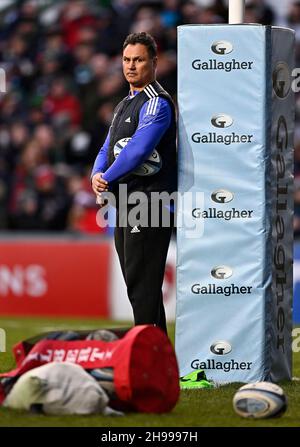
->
<box><xmin>272</xmin><ymin>62</ymin><xmax>291</xmax><ymax>99</ymax></box>
<box><xmin>211</xmin><ymin>189</ymin><xmax>234</xmax><ymax>204</ymax></box>
<box><xmin>211</xmin><ymin>114</ymin><xmax>233</xmax><ymax>128</ymax></box>
<box><xmin>211</xmin><ymin>41</ymin><xmax>233</xmax><ymax>55</ymax></box>
<box><xmin>211</xmin><ymin>265</ymin><xmax>233</xmax><ymax>280</ymax></box>
<box><xmin>210</xmin><ymin>341</ymin><xmax>232</xmax><ymax>355</ymax></box>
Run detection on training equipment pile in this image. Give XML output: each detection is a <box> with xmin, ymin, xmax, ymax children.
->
<box><xmin>0</xmin><ymin>325</ymin><xmax>179</xmax><ymax>415</ymax></box>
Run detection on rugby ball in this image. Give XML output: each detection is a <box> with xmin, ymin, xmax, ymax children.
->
<box><xmin>113</xmin><ymin>137</ymin><xmax>162</xmax><ymax>176</ymax></box>
<box><xmin>232</xmin><ymin>382</ymin><xmax>287</xmax><ymax>419</ymax></box>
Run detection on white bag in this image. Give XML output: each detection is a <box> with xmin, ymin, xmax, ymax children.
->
<box><xmin>3</xmin><ymin>362</ymin><xmax>122</xmax><ymax>416</ymax></box>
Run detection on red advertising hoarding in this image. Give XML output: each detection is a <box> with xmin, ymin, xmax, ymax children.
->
<box><xmin>0</xmin><ymin>240</ymin><xmax>110</xmax><ymax>317</ymax></box>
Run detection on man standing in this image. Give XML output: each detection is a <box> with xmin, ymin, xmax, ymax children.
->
<box><xmin>91</xmin><ymin>32</ymin><xmax>177</xmax><ymax>334</ymax></box>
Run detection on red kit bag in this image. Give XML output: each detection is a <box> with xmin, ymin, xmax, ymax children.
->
<box><xmin>0</xmin><ymin>325</ymin><xmax>180</xmax><ymax>413</ymax></box>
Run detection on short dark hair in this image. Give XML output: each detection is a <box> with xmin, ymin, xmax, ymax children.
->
<box><xmin>123</xmin><ymin>32</ymin><xmax>157</xmax><ymax>59</ymax></box>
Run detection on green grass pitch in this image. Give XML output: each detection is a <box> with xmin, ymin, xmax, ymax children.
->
<box><xmin>0</xmin><ymin>316</ymin><xmax>299</xmax><ymax>427</ymax></box>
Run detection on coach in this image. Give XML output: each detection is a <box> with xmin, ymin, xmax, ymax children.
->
<box><xmin>91</xmin><ymin>32</ymin><xmax>177</xmax><ymax>334</ymax></box>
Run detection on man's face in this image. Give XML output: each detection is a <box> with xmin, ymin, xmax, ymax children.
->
<box><xmin>123</xmin><ymin>43</ymin><xmax>157</xmax><ymax>90</ymax></box>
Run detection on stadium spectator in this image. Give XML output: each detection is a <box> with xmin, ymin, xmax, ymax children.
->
<box><xmin>43</xmin><ymin>77</ymin><xmax>82</xmax><ymax>129</ymax></box>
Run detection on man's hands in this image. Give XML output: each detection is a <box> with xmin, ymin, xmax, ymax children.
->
<box><xmin>92</xmin><ymin>173</ymin><xmax>109</xmax><ymax>208</ymax></box>
<box><xmin>92</xmin><ymin>173</ymin><xmax>109</xmax><ymax>195</ymax></box>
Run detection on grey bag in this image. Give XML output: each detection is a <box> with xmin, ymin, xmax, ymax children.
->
<box><xmin>3</xmin><ymin>362</ymin><xmax>122</xmax><ymax>416</ymax></box>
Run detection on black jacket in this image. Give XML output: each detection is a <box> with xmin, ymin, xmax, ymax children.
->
<box><xmin>108</xmin><ymin>81</ymin><xmax>177</xmax><ymax>198</ymax></box>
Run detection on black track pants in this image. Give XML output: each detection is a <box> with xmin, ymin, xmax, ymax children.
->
<box><xmin>114</xmin><ymin>204</ymin><xmax>173</xmax><ymax>334</ymax></box>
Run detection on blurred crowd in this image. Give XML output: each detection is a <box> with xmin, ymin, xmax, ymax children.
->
<box><xmin>0</xmin><ymin>0</ymin><xmax>299</xmax><ymax>235</ymax></box>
